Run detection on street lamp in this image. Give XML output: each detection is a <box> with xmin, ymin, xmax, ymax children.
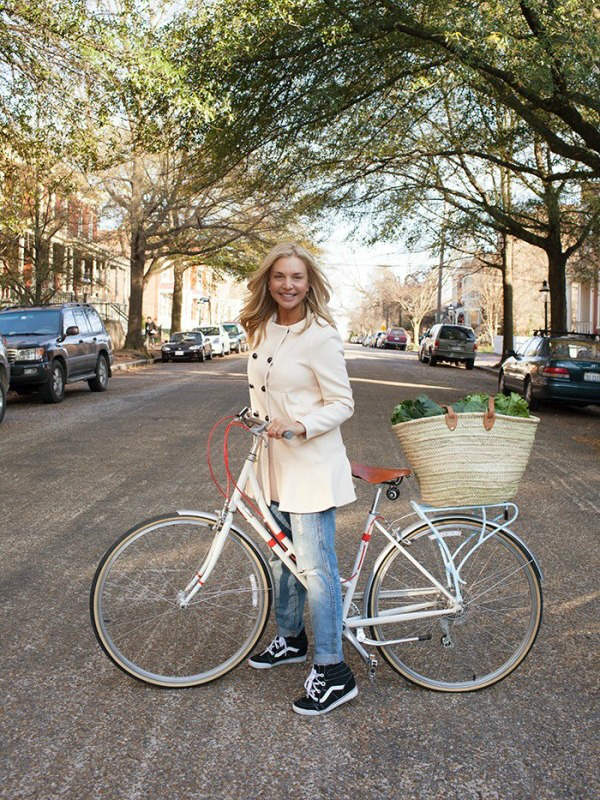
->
<box><xmin>539</xmin><ymin>280</ymin><xmax>550</xmax><ymax>334</ymax></box>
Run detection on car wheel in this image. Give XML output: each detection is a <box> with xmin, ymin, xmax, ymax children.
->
<box><xmin>524</xmin><ymin>378</ymin><xmax>538</xmax><ymax>410</ymax></box>
<box><xmin>0</xmin><ymin>381</ymin><xmax>6</xmax><ymax>424</ymax></box>
<box><xmin>41</xmin><ymin>360</ymin><xmax>66</xmax><ymax>403</ymax></box>
<box><xmin>198</xmin><ymin>350</ymin><xmax>205</xmax><ymax>362</ymax></box>
<box><xmin>498</xmin><ymin>371</ymin><xmax>510</xmax><ymax>396</ymax></box>
<box><xmin>465</xmin><ymin>359</ymin><xmax>474</xmax><ymax>370</ymax></box>
<box><xmin>428</xmin><ymin>352</ymin><xmax>437</xmax><ymax>366</ymax></box>
<box><xmin>161</xmin><ymin>354</ymin><xmax>169</xmax><ymax>362</ymax></box>
<box><xmin>88</xmin><ymin>354</ymin><xmax>110</xmax><ymax>392</ymax></box>
<box><xmin>400</xmin><ymin>345</ymin><xmax>406</xmax><ymax>351</ymax></box>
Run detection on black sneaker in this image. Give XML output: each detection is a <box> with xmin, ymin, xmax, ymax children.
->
<box><xmin>248</xmin><ymin>630</ymin><xmax>308</xmax><ymax>669</ymax></box>
<box><xmin>292</xmin><ymin>662</ymin><xmax>358</xmax><ymax>716</ymax></box>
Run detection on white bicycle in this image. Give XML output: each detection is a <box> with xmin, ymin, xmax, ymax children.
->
<box><xmin>90</xmin><ymin>407</ymin><xmax>543</xmax><ymax>692</ymax></box>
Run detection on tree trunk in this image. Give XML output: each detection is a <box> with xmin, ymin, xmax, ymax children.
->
<box><xmin>124</xmin><ymin>222</ymin><xmax>146</xmax><ymax>350</ymax></box>
<box><xmin>125</xmin><ymin>157</ymin><xmax>146</xmax><ymax>351</ymax></box>
<box><xmin>546</xmin><ymin>248</ymin><xmax>568</xmax><ymax>333</ymax></box>
<box><xmin>170</xmin><ymin>264</ymin><xmax>185</xmax><ymax>333</ymax></box>
<box><xmin>501</xmin><ymin>234</ymin><xmax>514</xmax><ymax>359</ymax></box>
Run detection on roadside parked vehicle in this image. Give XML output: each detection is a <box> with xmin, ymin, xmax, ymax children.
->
<box><xmin>419</xmin><ymin>324</ymin><xmax>477</xmax><ymax>369</ymax></box>
<box><xmin>499</xmin><ymin>331</ymin><xmax>600</xmax><ymax>409</ymax></box>
<box><xmin>221</xmin><ymin>322</ymin><xmax>248</xmax><ymax>353</ymax></box>
<box><xmin>194</xmin><ymin>325</ymin><xmax>231</xmax><ymax>356</ymax></box>
<box><xmin>383</xmin><ymin>327</ymin><xmax>409</xmax><ymax>350</ymax></box>
<box><xmin>373</xmin><ymin>331</ymin><xmax>387</xmax><ymax>348</ymax></box>
<box><xmin>0</xmin><ymin>303</ymin><xmax>113</xmax><ymax>403</ymax></box>
<box><xmin>0</xmin><ymin>337</ymin><xmax>10</xmax><ymax>424</ymax></box>
<box><xmin>161</xmin><ymin>331</ymin><xmax>212</xmax><ymax>362</ymax></box>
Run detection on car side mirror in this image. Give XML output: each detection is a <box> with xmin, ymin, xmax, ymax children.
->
<box><xmin>65</xmin><ymin>325</ymin><xmax>79</xmax><ymax>336</ymax></box>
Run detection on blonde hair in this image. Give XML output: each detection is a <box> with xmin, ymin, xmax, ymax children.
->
<box><xmin>240</xmin><ymin>242</ymin><xmax>336</xmax><ymax>345</ymax></box>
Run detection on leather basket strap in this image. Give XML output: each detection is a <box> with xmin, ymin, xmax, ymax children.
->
<box><xmin>483</xmin><ymin>395</ymin><xmax>496</xmax><ymax>431</ymax></box>
<box><xmin>443</xmin><ymin>405</ymin><xmax>458</xmax><ymax>431</ymax></box>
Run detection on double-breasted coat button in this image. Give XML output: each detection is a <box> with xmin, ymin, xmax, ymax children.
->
<box><xmin>265</xmin><ymin>415</ymin><xmax>270</xmax><ymax>422</ymax></box>
<box><xmin>253</xmin><ymin>412</ymin><xmax>259</xmax><ymax>417</ymax></box>
<box><xmin>261</xmin><ymin>386</ymin><xmax>266</xmax><ymax>391</ymax></box>
<box><xmin>249</xmin><ymin>383</ymin><xmax>254</xmax><ymax>389</ymax></box>
<box><xmin>252</xmin><ymin>353</ymin><xmax>258</xmax><ymax>359</ymax></box>
<box><xmin>267</xmin><ymin>357</ymin><xmax>272</xmax><ymax>363</ymax></box>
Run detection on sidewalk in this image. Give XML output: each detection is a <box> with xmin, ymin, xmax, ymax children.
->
<box><xmin>475</xmin><ymin>351</ymin><xmax>501</xmax><ymax>373</ymax></box>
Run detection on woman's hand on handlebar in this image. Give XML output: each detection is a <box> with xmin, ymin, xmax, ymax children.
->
<box><xmin>266</xmin><ymin>417</ymin><xmax>306</xmax><ymax>439</ymax></box>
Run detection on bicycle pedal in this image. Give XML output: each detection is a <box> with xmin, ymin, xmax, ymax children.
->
<box><xmin>367</xmin><ymin>654</ymin><xmax>378</xmax><ymax>681</ymax></box>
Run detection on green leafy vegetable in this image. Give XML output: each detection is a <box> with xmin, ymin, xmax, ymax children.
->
<box><xmin>391</xmin><ymin>392</ymin><xmax>530</xmax><ymax>424</ymax></box>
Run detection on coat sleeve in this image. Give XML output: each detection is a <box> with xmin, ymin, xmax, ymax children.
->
<box><xmin>296</xmin><ymin>328</ymin><xmax>354</xmax><ymax>440</ymax></box>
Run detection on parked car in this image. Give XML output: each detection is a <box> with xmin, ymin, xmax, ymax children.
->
<box><xmin>221</xmin><ymin>322</ymin><xmax>248</xmax><ymax>353</ymax></box>
<box><xmin>194</xmin><ymin>324</ymin><xmax>231</xmax><ymax>356</ymax></box>
<box><xmin>0</xmin><ymin>337</ymin><xmax>10</xmax><ymax>424</ymax></box>
<box><xmin>373</xmin><ymin>331</ymin><xmax>387</xmax><ymax>348</ymax></box>
<box><xmin>0</xmin><ymin>303</ymin><xmax>113</xmax><ymax>403</ymax></box>
<box><xmin>383</xmin><ymin>326</ymin><xmax>409</xmax><ymax>350</ymax></box>
<box><xmin>362</xmin><ymin>333</ymin><xmax>375</xmax><ymax>347</ymax></box>
<box><xmin>419</xmin><ymin>323</ymin><xmax>477</xmax><ymax>369</ymax></box>
<box><xmin>161</xmin><ymin>331</ymin><xmax>212</xmax><ymax>362</ymax></box>
<box><xmin>499</xmin><ymin>332</ymin><xmax>600</xmax><ymax>409</ymax></box>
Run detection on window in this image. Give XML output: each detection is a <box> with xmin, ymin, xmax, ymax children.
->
<box><xmin>440</xmin><ymin>325</ymin><xmax>475</xmax><ymax>341</ymax></box>
<box><xmin>85</xmin><ymin>308</ymin><xmax>103</xmax><ymax>334</ymax></box>
<box><xmin>0</xmin><ymin>310</ymin><xmax>60</xmax><ymax>336</ymax></box>
<box><xmin>523</xmin><ymin>338</ymin><xmax>543</xmax><ymax>356</ymax></box>
<box><xmin>74</xmin><ymin>308</ymin><xmax>91</xmax><ymax>334</ymax></box>
<box><xmin>63</xmin><ymin>309</ymin><xmax>77</xmax><ymax>332</ymax></box>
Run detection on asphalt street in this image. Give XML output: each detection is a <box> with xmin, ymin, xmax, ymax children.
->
<box><xmin>2</xmin><ymin>345</ymin><xmax>599</xmax><ymax>800</ymax></box>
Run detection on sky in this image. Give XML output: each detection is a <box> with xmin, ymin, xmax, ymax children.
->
<box><xmin>319</xmin><ymin>222</ymin><xmax>435</xmax><ymax>338</ymax></box>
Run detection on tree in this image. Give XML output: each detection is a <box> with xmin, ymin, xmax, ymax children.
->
<box><xmin>396</xmin><ymin>270</ymin><xmax>439</xmax><ymax>347</ymax></box>
<box><xmin>197</xmin><ymin>0</ymin><xmax>600</xmax><ymax>176</ymax></box>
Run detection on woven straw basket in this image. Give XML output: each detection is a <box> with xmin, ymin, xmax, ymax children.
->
<box><xmin>392</xmin><ymin>398</ymin><xmax>539</xmax><ymax>506</ymax></box>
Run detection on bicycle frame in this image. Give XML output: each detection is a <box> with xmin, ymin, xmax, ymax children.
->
<box><xmin>177</xmin><ymin>410</ymin><xmax>535</xmax><ymax>664</ymax></box>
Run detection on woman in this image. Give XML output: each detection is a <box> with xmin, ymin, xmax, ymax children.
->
<box><xmin>240</xmin><ymin>242</ymin><xmax>357</xmax><ymax>716</ymax></box>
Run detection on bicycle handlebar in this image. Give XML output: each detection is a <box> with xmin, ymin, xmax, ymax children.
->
<box><xmin>237</xmin><ymin>407</ymin><xmax>295</xmax><ymax>439</ymax></box>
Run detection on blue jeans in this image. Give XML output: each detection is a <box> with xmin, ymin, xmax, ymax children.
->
<box><xmin>269</xmin><ymin>503</ymin><xmax>343</xmax><ymax>665</ymax></box>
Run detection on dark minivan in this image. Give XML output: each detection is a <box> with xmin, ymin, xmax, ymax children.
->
<box><xmin>0</xmin><ymin>303</ymin><xmax>113</xmax><ymax>403</ymax></box>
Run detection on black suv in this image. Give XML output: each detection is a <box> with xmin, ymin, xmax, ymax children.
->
<box><xmin>0</xmin><ymin>303</ymin><xmax>113</xmax><ymax>403</ymax></box>
<box><xmin>0</xmin><ymin>337</ymin><xmax>9</xmax><ymax>423</ymax></box>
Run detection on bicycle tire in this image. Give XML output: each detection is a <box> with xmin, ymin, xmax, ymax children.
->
<box><xmin>367</xmin><ymin>517</ymin><xmax>542</xmax><ymax>692</ymax></box>
<box><xmin>90</xmin><ymin>512</ymin><xmax>272</xmax><ymax>688</ymax></box>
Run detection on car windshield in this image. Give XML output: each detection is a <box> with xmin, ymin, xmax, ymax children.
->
<box><xmin>0</xmin><ymin>309</ymin><xmax>61</xmax><ymax>335</ymax></box>
<box><xmin>171</xmin><ymin>333</ymin><xmax>186</xmax><ymax>342</ymax></box>
<box><xmin>440</xmin><ymin>326</ymin><xmax>475</xmax><ymax>341</ymax></box>
<box><xmin>389</xmin><ymin>328</ymin><xmax>405</xmax><ymax>335</ymax></box>
<box><xmin>550</xmin><ymin>338</ymin><xmax>600</xmax><ymax>361</ymax></box>
<box><xmin>199</xmin><ymin>327</ymin><xmax>219</xmax><ymax>336</ymax></box>
<box><xmin>222</xmin><ymin>324</ymin><xmax>238</xmax><ymax>335</ymax></box>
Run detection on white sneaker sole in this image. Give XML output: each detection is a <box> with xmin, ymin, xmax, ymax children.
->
<box><xmin>248</xmin><ymin>655</ymin><xmax>307</xmax><ymax>669</ymax></box>
<box><xmin>292</xmin><ymin>685</ymin><xmax>358</xmax><ymax>715</ymax></box>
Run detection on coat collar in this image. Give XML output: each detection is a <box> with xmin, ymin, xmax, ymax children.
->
<box><xmin>268</xmin><ymin>313</ymin><xmax>309</xmax><ymax>335</ymax></box>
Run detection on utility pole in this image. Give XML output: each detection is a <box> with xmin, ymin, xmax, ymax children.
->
<box><xmin>437</xmin><ymin>205</ymin><xmax>447</xmax><ymax>323</ymax></box>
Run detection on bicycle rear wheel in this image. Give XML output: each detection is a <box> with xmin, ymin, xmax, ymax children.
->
<box><xmin>90</xmin><ymin>513</ymin><xmax>272</xmax><ymax>687</ymax></box>
<box><xmin>367</xmin><ymin>518</ymin><xmax>542</xmax><ymax>692</ymax></box>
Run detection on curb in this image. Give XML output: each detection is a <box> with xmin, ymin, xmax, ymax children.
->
<box><xmin>112</xmin><ymin>357</ymin><xmax>157</xmax><ymax>371</ymax></box>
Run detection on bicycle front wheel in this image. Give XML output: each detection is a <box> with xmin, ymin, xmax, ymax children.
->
<box><xmin>367</xmin><ymin>517</ymin><xmax>542</xmax><ymax>692</ymax></box>
<box><xmin>90</xmin><ymin>513</ymin><xmax>272</xmax><ymax>687</ymax></box>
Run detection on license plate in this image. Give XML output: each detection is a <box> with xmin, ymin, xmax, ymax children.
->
<box><xmin>584</xmin><ymin>372</ymin><xmax>600</xmax><ymax>382</ymax></box>
<box><xmin>175</xmin><ymin>350</ymin><xmax>184</xmax><ymax>356</ymax></box>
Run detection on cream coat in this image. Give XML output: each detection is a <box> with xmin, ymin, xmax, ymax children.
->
<box><xmin>247</xmin><ymin>315</ymin><xmax>356</xmax><ymax>513</ymax></box>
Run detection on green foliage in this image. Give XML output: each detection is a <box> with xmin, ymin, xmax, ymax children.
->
<box><xmin>391</xmin><ymin>392</ymin><xmax>530</xmax><ymax>424</ymax></box>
